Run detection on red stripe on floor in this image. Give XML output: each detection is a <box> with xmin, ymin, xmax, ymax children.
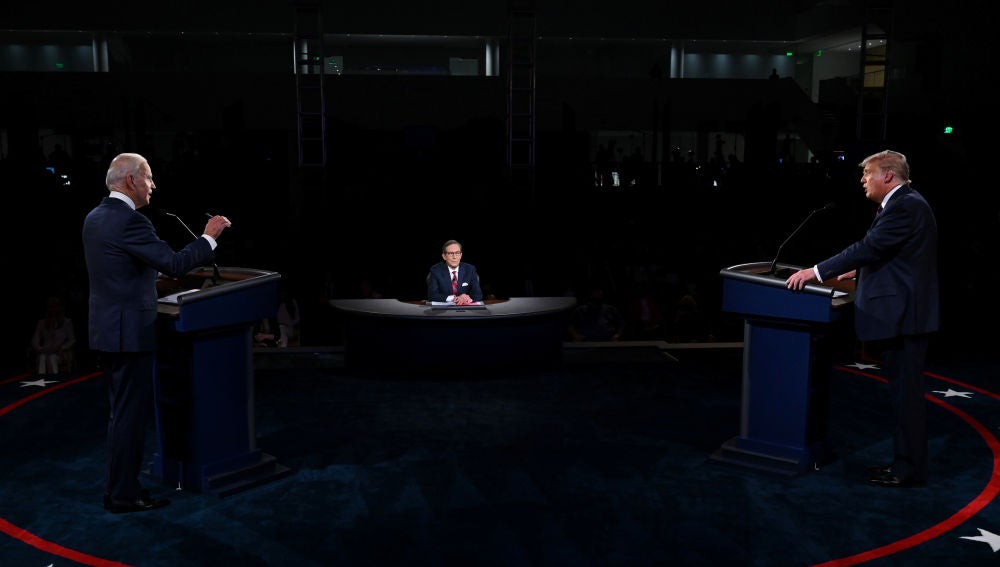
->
<box><xmin>812</xmin><ymin>367</ymin><xmax>1000</xmax><ymax>566</ymax></box>
<box><xmin>0</xmin><ymin>372</ymin><xmax>102</xmax><ymax>417</ymax></box>
<box><xmin>0</xmin><ymin>516</ymin><xmax>132</xmax><ymax>567</ymax></box>
<box><xmin>0</xmin><ymin>371</ymin><xmax>126</xmax><ymax>566</ymax></box>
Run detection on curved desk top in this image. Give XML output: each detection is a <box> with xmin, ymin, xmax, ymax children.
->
<box><xmin>331</xmin><ymin>297</ymin><xmax>576</xmax><ymax>320</ymax></box>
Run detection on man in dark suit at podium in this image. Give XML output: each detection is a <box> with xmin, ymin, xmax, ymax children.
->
<box><xmin>427</xmin><ymin>239</ymin><xmax>483</xmax><ymax>305</ymax></box>
<box><xmin>785</xmin><ymin>149</ymin><xmax>939</xmax><ymax>488</ymax></box>
<box><xmin>82</xmin><ymin>152</ymin><xmax>232</xmax><ymax>513</ymax></box>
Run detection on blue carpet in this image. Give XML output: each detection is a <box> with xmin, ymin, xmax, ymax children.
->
<box><xmin>1</xmin><ymin>345</ymin><xmax>999</xmax><ymax>566</ymax></box>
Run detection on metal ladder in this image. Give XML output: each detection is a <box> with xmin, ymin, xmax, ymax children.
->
<box><xmin>294</xmin><ymin>1</ymin><xmax>326</xmax><ymax>169</ymax></box>
<box><xmin>507</xmin><ymin>0</ymin><xmax>536</xmax><ymax>201</ymax></box>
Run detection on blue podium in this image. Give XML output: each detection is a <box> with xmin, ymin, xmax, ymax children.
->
<box><xmin>712</xmin><ymin>262</ymin><xmax>854</xmax><ymax>475</ymax></box>
<box><xmin>154</xmin><ymin>266</ymin><xmax>290</xmax><ymax>496</ymax></box>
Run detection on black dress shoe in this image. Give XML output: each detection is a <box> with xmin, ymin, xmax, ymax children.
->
<box><xmin>107</xmin><ymin>496</ymin><xmax>170</xmax><ymax>514</ymax></box>
<box><xmin>867</xmin><ymin>471</ymin><xmax>926</xmax><ymax>488</ymax></box>
<box><xmin>104</xmin><ymin>489</ymin><xmax>151</xmax><ymax>510</ymax></box>
<box><xmin>867</xmin><ymin>463</ymin><xmax>893</xmax><ymax>476</ymax></box>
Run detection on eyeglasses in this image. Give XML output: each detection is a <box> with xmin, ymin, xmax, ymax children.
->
<box><xmin>444</xmin><ymin>251</ymin><xmax>463</xmax><ymax>256</ymax></box>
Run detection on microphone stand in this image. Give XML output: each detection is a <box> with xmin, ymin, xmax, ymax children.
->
<box><xmin>767</xmin><ymin>203</ymin><xmax>835</xmax><ymax>275</ymax></box>
<box><xmin>163</xmin><ymin>210</ymin><xmax>221</xmax><ymax>286</ymax></box>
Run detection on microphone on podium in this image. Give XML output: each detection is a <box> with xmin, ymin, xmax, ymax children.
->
<box><xmin>767</xmin><ymin>202</ymin><xmax>836</xmax><ymax>276</ymax></box>
<box><xmin>162</xmin><ymin>210</ymin><xmax>222</xmax><ymax>286</ymax></box>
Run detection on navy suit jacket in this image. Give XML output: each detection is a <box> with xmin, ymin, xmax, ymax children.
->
<box><xmin>816</xmin><ymin>185</ymin><xmax>939</xmax><ymax>341</ymax></box>
<box><xmin>82</xmin><ymin>198</ymin><xmax>215</xmax><ymax>352</ymax></box>
<box><xmin>427</xmin><ymin>261</ymin><xmax>483</xmax><ymax>302</ymax></box>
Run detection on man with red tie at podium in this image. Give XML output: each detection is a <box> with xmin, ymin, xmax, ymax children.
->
<box><xmin>427</xmin><ymin>239</ymin><xmax>484</xmax><ymax>305</ymax></box>
<box><xmin>82</xmin><ymin>153</ymin><xmax>232</xmax><ymax>513</ymax></box>
<box><xmin>785</xmin><ymin>149</ymin><xmax>939</xmax><ymax>489</ymax></box>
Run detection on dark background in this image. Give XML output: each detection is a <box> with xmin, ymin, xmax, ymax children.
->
<box><xmin>1</xmin><ymin>1</ymin><xmax>995</xmax><ymax>369</ymax></box>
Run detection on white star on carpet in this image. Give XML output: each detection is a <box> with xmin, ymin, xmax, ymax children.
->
<box><xmin>960</xmin><ymin>528</ymin><xmax>1000</xmax><ymax>552</ymax></box>
<box><xmin>846</xmin><ymin>362</ymin><xmax>879</xmax><ymax>370</ymax></box>
<box><xmin>20</xmin><ymin>378</ymin><xmax>59</xmax><ymax>388</ymax></box>
<box><xmin>932</xmin><ymin>389</ymin><xmax>973</xmax><ymax>398</ymax></box>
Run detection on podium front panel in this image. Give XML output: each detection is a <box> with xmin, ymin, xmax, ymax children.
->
<box><xmin>154</xmin><ymin>266</ymin><xmax>289</xmax><ymax>495</ymax></box>
<box><xmin>712</xmin><ymin>262</ymin><xmax>851</xmax><ymax>475</ymax></box>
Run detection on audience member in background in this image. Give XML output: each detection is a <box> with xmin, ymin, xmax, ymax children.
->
<box><xmin>625</xmin><ymin>282</ymin><xmax>663</xmax><ymax>340</ymax></box>
<box><xmin>359</xmin><ymin>278</ymin><xmax>383</xmax><ymax>299</ymax></box>
<box><xmin>276</xmin><ymin>287</ymin><xmax>300</xmax><ymax>347</ymax></box>
<box><xmin>31</xmin><ymin>295</ymin><xmax>76</xmax><ymax>374</ymax></box>
<box><xmin>569</xmin><ymin>285</ymin><xmax>625</xmax><ymax>341</ymax></box>
<box><xmin>253</xmin><ymin>317</ymin><xmax>280</xmax><ymax>348</ymax></box>
<box><xmin>427</xmin><ymin>239</ymin><xmax>483</xmax><ymax>305</ymax></box>
<box><xmin>671</xmin><ymin>283</ymin><xmax>713</xmax><ymax>342</ymax></box>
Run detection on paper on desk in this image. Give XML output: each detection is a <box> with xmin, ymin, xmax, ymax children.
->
<box><xmin>158</xmin><ymin>289</ymin><xmax>200</xmax><ymax>304</ymax></box>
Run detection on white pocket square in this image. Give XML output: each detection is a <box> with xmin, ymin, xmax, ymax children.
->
<box><xmin>461</xmin><ymin>282</ymin><xmax>469</xmax><ymax>287</ymax></box>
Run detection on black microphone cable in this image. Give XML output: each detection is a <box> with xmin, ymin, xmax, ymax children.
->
<box><xmin>162</xmin><ymin>210</ymin><xmax>221</xmax><ymax>286</ymax></box>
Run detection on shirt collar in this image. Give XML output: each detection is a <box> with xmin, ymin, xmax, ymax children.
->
<box><xmin>109</xmin><ymin>191</ymin><xmax>136</xmax><ymax>210</ymax></box>
<box><xmin>881</xmin><ymin>184</ymin><xmax>904</xmax><ymax>209</ymax></box>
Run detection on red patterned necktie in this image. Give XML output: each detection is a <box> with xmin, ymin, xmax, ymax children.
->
<box><xmin>451</xmin><ymin>270</ymin><xmax>458</xmax><ymax>295</ymax></box>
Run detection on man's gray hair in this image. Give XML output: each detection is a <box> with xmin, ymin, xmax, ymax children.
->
<box><xmin>105</xmin><ymin>153</ymin><xmax>146</xmax><ymax>190</ymax></box>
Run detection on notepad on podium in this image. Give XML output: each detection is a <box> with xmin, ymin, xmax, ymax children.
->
<box><xmin>158</xmin><ymin>289</ymin><xmax>201</xmax><ymax>305</ymax></box>
<box><xmin>427</xmin><ymin>301</ymin><xmax>488</xmax><ymax>310</ymax></box>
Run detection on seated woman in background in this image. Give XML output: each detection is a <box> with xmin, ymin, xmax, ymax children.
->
<box><xmin>32</xmin><ymin>296</ymin><xmax>76</xmax><ymax>374</ymax></box>
<box><xmin>276</xmin><ymin>288</ymin><xmax>301</xmax><ymax>347</ymax></box>
<box><xmin>253</xmin><ymin>317</ymin><xmax>281</xmax><ymax>348</ymax></box>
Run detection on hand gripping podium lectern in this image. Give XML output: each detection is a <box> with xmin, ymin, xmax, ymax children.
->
<box><xmin>712</xmin><ymin>262</ymin><xmax>854</xmax><ymax>475</ymax></box>
<box><xmin>154</xmin><ymin>266</ymin><xmax>290</xmax><ymax>496</ymax></box>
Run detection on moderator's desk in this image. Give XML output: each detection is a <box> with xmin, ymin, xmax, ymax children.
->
<box><xmin>331</xmin><ymin>297</ymin><xmax>576</xmax><ymax>370</ymax></box>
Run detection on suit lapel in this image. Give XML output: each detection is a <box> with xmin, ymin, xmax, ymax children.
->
<box><xmin>870</xmin><ymin>184</ymin><xmax>908</xmax><ymax>230</ymax></box>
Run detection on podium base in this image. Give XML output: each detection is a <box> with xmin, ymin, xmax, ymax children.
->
<box><xmin>204</xmin><ymin>453</ymin><xmax>291</xmax><ymax>497</ymax></box>
<box><xmin>709</xmin><ymin>436</ymin><xmax>831</xmax><ymax>477</ymax></box>
<box><xmin>154</xmin><ymin>450</ymin><xmax>292</xmax><ymax>497</ymax></box>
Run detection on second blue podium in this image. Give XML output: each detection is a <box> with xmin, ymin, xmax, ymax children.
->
<box><xmin>713</xmin><ymin>262</ymin><xmax>855</xmax><ymax>475</ymax></box>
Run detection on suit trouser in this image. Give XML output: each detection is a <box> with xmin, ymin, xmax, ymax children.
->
<box><xmin>873</xmin><ymin>333</ymin><xmax>930</xmax><ymax>482</ymax></box>
<box><xmin>104</xmin><ymin>351</ymin><xmax>156</xmax><ymax>502</ymax></box>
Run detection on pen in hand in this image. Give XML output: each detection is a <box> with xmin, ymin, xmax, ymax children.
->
<box><xmin>204</xmin><ymin>212</ymin><xmax>232</xmax><ymax>229</ymax></box>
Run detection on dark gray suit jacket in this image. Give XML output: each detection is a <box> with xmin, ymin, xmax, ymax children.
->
<box><xmin>82</xmin><ymin>198</ymin><xmax>215</xmax><ymax>352</ymax></box>
<box><xmin>816</xmin><ymin>185</ymin><xmax>939</xmax><ymax>341</ymax></box>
